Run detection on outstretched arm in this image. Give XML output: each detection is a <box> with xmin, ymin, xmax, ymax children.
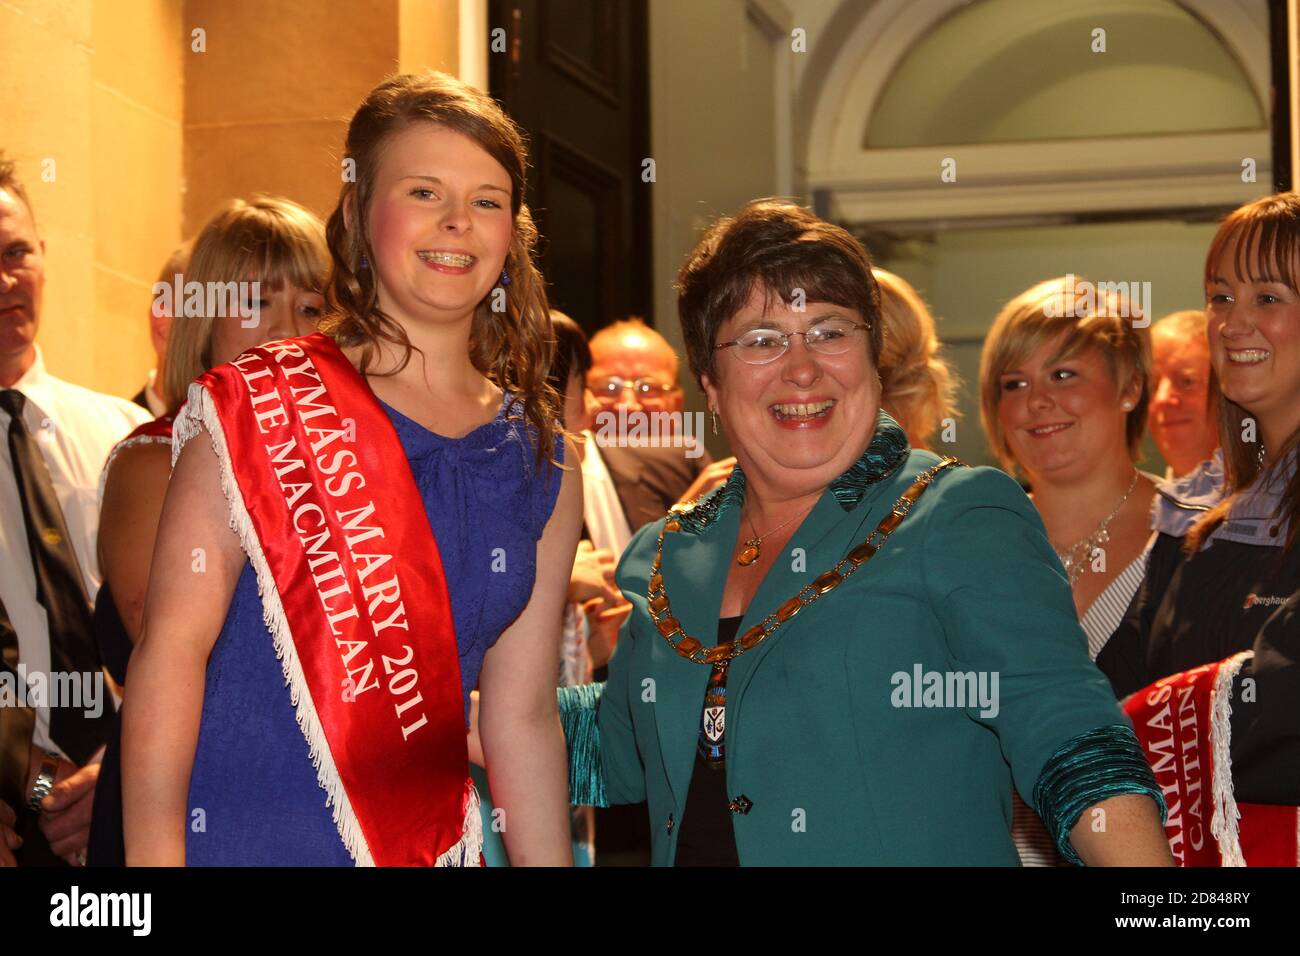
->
<box><xmin>476</xmin><ymin>437</ymin><xmax>583</xmax><ymax>865</ymax></box>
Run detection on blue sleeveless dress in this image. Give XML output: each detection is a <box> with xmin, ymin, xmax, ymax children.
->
<box><xmin>186</xmin><ymin>395</ymin><xmax>562</xmax><ymax>866</ymax></box>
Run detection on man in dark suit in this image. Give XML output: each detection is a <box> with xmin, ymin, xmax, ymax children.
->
<box><xmin>599</xmin><ymin>442</ymin><xmax>716</xmax><ymax>530</ymax></box>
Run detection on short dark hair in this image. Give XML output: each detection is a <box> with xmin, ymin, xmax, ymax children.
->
<box><xmin>0</xmin><ymin>151</ymin><xmax>36</xmax><ymax>226</ymax></box>
<box><xmin>547</xmin><ymin>311</ymin><xmax>593</xmax><ymax>418</ymax></box>
<box><xmin>675</xmin><ymin>199</ymin><xmax>883</xmax><ymax>387</ymax></box>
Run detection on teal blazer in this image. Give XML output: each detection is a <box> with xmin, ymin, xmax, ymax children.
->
<box><xmin>589</xmin><ymin>415</ymin><xmax>1161</xmax><ymax>865</ymax></box>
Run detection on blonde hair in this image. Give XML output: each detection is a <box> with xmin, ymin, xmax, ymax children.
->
<box><xmin>321</xmin><ymin>71</ymin><xmax>558</xmax><ymax>465</ymax></box>
<box><xmin>163</xmin><ymin>196</ymin><xmax>328</xmax><ymax>410</ymax></box>
<box><xmin>1151</xmin><ymin>309</ymin><xmax>1208</xmax><ymax>345</ymax></box>
<box><xmin>872</xmin><ymin>268</ymin><xmax>959</xmax><ymax>449</ymax></box>
<box><xmin>979</xmin><ymin>276</ymin><xmax>1152</xmax><ymax>475</ymax></box>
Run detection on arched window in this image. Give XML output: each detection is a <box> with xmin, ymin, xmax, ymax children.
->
<box><xmin>803</xmin><ymin>0</ymin><xmax>1271</xmax><ymax>222</ymax></box>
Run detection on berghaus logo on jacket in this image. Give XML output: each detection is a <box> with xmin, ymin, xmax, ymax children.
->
<box><xmin>1243</xmin><ymin>593</ymin><xmax>1291</xmax><ymax>610</ymax></box>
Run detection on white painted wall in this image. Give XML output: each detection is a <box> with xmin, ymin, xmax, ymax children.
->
<box><xmin>878</xmin><ymin>218</ymin><xmax>1222</xmax><ymax>467</ymax></box>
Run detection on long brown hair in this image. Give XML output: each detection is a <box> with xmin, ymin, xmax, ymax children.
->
<box><xmin>321</xmin><ymin>71</ymin><xmax>559</xmax><ymax>464</ymax></box>
<box><xmin>1187</xmin><ymin>192</ymin><xmax>1300</xmax><ymax>556</ymax></box>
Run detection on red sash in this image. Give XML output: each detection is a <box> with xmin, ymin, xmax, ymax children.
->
<box><xmin>1124</xmin><ymin>652</ymin><xmax>1300</xmax><ymax>866</ymax></box>
<box><xmin>125</xmin><ymin>414</ymin><xmax>177</xmax><ymax>443</ymax></box>
<box><xmin>174</xmin><ymin>332</ymin><xmax>479</xmax><ymax>866</ymax></box>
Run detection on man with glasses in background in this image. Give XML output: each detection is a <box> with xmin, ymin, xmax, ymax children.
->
<box><xmin>588</xmin><ymin>318</ymin><xmax>732</xmax><ymax>531</ymax></box>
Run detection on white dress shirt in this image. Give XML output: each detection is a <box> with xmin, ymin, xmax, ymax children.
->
<box><xmin>0</xmin><ymin>347</ymin><xmax>150</xmax><ymax>757</ymax></box>
<box><xmin>579</xmin><ymin>432</ymin><xmax>632</xmax><ymax>556</ymax></box>
<box><xmin>561</xmin><ymin>434</ymin><xmax>633</xmax><ymax>684</ymax></box>
<box><xmin>142</xmin><ymin>368</ymin><xmax>168</xmax><ymax>418</ymax></box>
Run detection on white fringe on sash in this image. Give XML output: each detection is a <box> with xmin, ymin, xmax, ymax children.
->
<box><xmin>438</xmin><ymin>782</ymin><xmax>483</xmax><ymax>867</ymax></box>
<box><xmin>175</xmin><ymin>382</ymin><xmax>483</xmax><ymax>867</ymax></box>
<box><xmin>1208</xmin><ymin>650</ymin><xmax>1254</xmax><ymax>868</ymax></box>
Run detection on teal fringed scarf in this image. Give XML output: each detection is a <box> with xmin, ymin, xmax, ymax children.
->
<box><xmin>557</xmin><ymin>683</ymin><xmax>608</xmax><ymax>808</ymax></box>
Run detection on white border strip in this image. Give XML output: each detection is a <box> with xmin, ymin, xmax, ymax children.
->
<box><xmin>1208</xmin><ymin>650</ymin><xmax>1255</xmax><ymax>867</ymax></box>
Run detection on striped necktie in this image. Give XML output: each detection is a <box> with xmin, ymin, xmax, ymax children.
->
<box><xmin>0</xmin><ymin>389</ymin><xmax>108</xmax><ymax>764</ymax></box>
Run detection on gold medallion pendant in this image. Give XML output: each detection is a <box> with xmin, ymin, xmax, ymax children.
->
<box><xmin>737</xmin><ymin>542</ymin><xmax>760</xmax><ymax>566</ymax></box>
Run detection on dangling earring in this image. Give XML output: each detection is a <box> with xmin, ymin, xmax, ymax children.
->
<box><xmin>499</xmin><ymin>268</ymin><xmax>511</xmax><ymax>286</ymax></box>
<box><xmin>358</xmin><ymin>254</ymin><xmax>369</xmax><ymax>270</ymax></box>
<box><xmin>711</xmin><ymin>409</ymin><xmax>718</xmax><ymax>435</ymax></box>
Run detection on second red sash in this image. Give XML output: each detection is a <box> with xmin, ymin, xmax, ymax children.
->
<box><xmin>1124</xmin><ymin>652</ymin><xmax>1299</xmax><ymax>867</ymax></box>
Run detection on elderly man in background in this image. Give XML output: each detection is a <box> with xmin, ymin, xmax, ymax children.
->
<box><xmin>1148</xmin><ymin>309</ymin><xmax>1218</xmax><ymax>479</ymax></box>
<box><xmin>0</xmin><ymin>152</ymin><xmax>149</xmax><ymax>867</ymax></box>
<box><xmin>588</xmin><ymin>317</ymin><xmax>733</xmax><ymax>526</ymax></box>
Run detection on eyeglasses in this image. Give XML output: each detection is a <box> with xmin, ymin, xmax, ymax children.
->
<box><xmin>714</xmin><ymin>321</ymin><xmax>872</xmax><ymax>365</ymax></box>
<box><xmin>591</xmin><ymin>376</ymin><xmax>679</xmax><ymax>401</ymax></box>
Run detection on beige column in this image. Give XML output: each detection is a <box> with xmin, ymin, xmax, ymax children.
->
<box><xmin>0</xmin><ymin>0</ymin><xmax>183</xmax><ymax>397</ymax></box>
<box><xmin>183</xmin><ymin>0</ymin><xmax>461</xmax><ymax>233</ymax></box>
<box><xmin>1</xmin><ymin>1</ymin><xmax>465</xmax><ymax>395</ymax></box>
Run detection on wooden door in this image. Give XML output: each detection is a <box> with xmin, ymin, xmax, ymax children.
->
<box><xmin>489</xmin><ymin>0</ymin><xmax>652</xmax><ymax>335</ymax></box>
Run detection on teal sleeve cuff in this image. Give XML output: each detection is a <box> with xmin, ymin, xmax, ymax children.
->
<box><xmin>1032</xmin><ymin>723</ymin><xmax>1168</xmax><ymax>866</ymax></box>
<box><xmin>557</xmin><ymin>683</ymin><xmax>608</xmax><ymax>808</ymax></box>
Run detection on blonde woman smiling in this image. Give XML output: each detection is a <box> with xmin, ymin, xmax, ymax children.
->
<box><xmin>980</xmin><ymin>278</ymin><xmax>1159</xmax><ymax>658</ymax></box>
<box><xmin>980</xmin><ymin>277</ymin><xmax>1160</xmax><ymax>866</ymax></box>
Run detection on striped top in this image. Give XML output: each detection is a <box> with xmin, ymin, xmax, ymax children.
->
<box><xmin>1012</xmin><ymin>539</ymin><xmax>1154</xmax><ymax>866</ymax></box>
<box><xmin>1080</xmin><ymin>540</ymin><xmax>1154</xmax><ymax>660</ymax></box>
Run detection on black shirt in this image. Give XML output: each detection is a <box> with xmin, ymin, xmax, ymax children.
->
<box><xmin>1101</xmin><ymin>532</ymin><xmax>1300</xmax><ymax>804</ymax></box>
<box><xmin>673</xmin><ymin>616</ymin><xmax>742</xmax><ymax>867</ymax></box>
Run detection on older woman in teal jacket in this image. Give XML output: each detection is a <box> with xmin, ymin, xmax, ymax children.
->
<box><xmin>561</xmin><ymin>199</ymin><xmax>1171</xmax><ymax>866</ymax></box>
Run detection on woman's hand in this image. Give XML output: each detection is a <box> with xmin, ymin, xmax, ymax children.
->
<box><xmin>583</xmin><ymin>598</ymin><xmax>631</xmax><ymax>670</ymax></box>
<box><xmin>122</xmin><ymin>434</ymin><xmax>247</xmax><ymax>866</ymax></box>
<box><xmin>1069</xmin><ymin>793</ymin><xmax>1175</xmax><ymax>866</ymax></box>
<box><xmin>568</xmin><ymin>540</ymin><xmax>621</xmax><ymax>606</ymax></box>
<box><xmin>677</xmin><ymin>457</ymin><xmax>736</xmax><ymax>507</ymax></box>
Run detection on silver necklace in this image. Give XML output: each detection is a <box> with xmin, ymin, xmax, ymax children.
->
<box><xmin>1054</xmin><ymin>472</ymin><xmax>1139</xmax><ymax>587</ymax></box>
